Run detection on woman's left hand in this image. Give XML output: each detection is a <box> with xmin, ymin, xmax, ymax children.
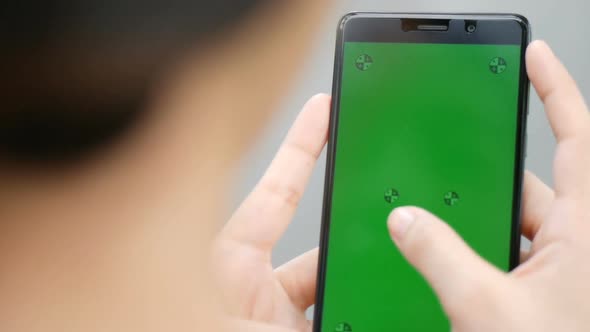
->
<box><xmin>213</xmin><ymin>94</ymin><xmax>330</xmax><ymax>332</ymax></box>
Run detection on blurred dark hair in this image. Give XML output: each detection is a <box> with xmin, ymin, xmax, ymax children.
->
<box><xmin>0</xmin><ymin>0</ymin><xmax>268</xmax><ymax>164</ymax></box>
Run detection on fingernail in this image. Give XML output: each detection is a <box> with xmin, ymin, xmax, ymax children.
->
<box><xmin>388</xmin><ymin>208</ymin><xmax>416</xmax><ymax>241</ymax></box>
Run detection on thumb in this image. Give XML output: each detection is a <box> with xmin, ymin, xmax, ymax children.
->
<box><xmin>387</xmin><ymin>207</ymin><xmax>505</xmax><ymax>315</ymax></box>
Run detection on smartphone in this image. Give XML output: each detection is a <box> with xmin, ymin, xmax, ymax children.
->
<box><xmin>314</xmin><ymin>13</ymin><xmax>530</xmax><ymax>332</ymax></box>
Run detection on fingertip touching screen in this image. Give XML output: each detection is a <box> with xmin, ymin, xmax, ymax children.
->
<box><xmin>318</xmin><ymin>15</ymin><xmax>527</xmax><ymax>332</ymax></box>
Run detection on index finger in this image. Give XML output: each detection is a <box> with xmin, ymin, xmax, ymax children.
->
<box><xmin>222</xmin><ymin>94</ymin><xmax>330</xmax><ymax>251</ymax></box>
<box><xmin>526</xmin><ymin>41</ymin><xmax>590</xmax><ymax>197</ymax></box>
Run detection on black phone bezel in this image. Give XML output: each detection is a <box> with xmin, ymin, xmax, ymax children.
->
<box><xmin>313</xmin><ymin>12</ymin><xmax>531</xmax><ymax>332</ymax></box>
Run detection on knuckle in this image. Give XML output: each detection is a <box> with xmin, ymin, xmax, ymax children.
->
<box><xmin>260</xmin><ymin>178</ymin><xmax>302</xmax><ymax>209</ymax></box>
<box><xmin>285</xmin><ymin>139</ymin><xmax>320</xmax><ymax>164</ymax></box>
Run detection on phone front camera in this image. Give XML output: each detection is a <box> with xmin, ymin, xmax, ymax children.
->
<box><xmin>465</xmin><ymin>21</ymin><xmax>477</xmax><ymax>33</ymax></box>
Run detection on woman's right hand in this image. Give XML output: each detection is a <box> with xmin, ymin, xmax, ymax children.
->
<box><xmin>387</xmin><ymin>40</ymin><xmax>590</xmax><ymax>331</ymax></box>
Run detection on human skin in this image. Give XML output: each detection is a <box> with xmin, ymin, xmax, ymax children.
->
<box><xmin>215</xmin><ymin>94</ymin><xmax>330</xmax><ymax>332</ymax></box>
<box><xmin>0</xmin><ymin>2</ymin><xmax>330</xmax><ymax>331</ymax></box>
<box><xmin>1</xmin><ymin>5</ymin><xmax>585</xmax><ymax>329</ymax></box>
<box><xmin>213</xmin><ymin>40</ymin><xmax>590</xmax><ymax>332</ymax></box>
<box><xmin>388</xmin><ymin>40</ymin><xmax>590</xmax><ymax>332</ymax></box>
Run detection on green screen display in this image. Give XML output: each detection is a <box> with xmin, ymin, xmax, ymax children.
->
<box><xmin>320</xmin><ymin>42</ymin><xmax>522</xmax><ymax>331</ymax></box>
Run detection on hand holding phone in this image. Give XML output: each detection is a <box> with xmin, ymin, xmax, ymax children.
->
<box><xmin>221</xmin><ymin>39</ymin><xmax>590</xmax><ymax>332</ymax></box>
<box><xmin>214</xmin><ymin>19</ymin><xmax>590</xmax><ymax>331</ymax></box>
<box><xmin>386</xmin><ymin>40</ymin><xmax>590</xmax><ymax>332</ymax></box>
<box><xmin>315</xmin><ymin>13</ymin><xmax>531</xmax><ymax>331</ymax></box>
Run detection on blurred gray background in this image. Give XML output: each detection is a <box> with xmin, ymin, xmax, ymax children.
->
<box><xmin>233</xmin><ymin>0</ymin><xmax>590</xmax><ymax>267</ymax></box>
